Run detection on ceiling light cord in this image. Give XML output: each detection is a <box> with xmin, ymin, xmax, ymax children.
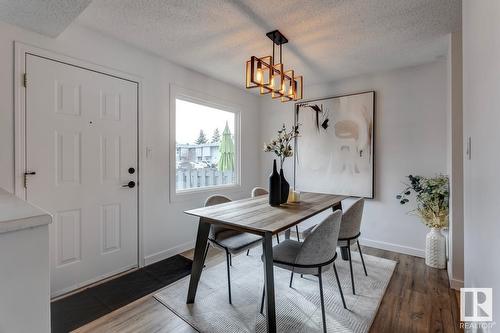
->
<box><xmin>272</xmin><ymin>40</ymin><xmax>275</xmax><ymax>66</ymax></box>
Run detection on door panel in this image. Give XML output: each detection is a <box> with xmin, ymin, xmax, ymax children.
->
<box><xmin>25</xmin><ymin>55</ymin><xmax>138</xmax><ymax>296</ymax></box>
<box><xmin>56</xmin><ymin>209</ymin><xmax>81</xmax><ymax>266</ymax></box>
<box><xmin>55</xmin><ymin>131</ymin><xmax>81</xmax><ymax>185</ymax></box>
<box><xmin>101</xmin><ymin>203</ymin><xmax>121</xmax><ymax>253</ymax></box>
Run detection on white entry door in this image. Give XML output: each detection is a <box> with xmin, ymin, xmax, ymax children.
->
<box><xmin>25</xmin><ymin>54</ymin><xmax>138</xmax><ymax>297</ymax></box>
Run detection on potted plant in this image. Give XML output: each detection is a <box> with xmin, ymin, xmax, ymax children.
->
<box><xmin>396</xmin><ymin>174</ymin><xmax>449</xmax><ymax>269</ymax></box>
<box><xmin>264</xmin><ymin>124</ymin><xmax>300</xmax><ymax>204</ymax></box>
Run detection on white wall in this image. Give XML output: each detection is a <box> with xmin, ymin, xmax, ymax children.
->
<box><xmin>463</xmin><ymin>0</ymin><xmax>500</xmax><ymax>328</ymax></box>
<box><xmin>0</xmin><ymin>226</ymin><xmax>50</xmax><ymax>333</ymax></box>
<box><xmin>0</xmin><ymin>21</ymin><xmax>261</xmax><ymax>265</ymax></box>
<box><xmin>259</xmin><ymin>61</ymin><xmax>448</xmax><ymax>257</ymax></box>
<box><xmin>446</xmin><ymin>30</ymin><xmax>464</xmax><ymax>290</ymax></box>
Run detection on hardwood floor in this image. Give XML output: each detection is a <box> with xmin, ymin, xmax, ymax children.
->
<box><xmin>362</xmin><ymin>247</ymin><xmax>462</xmax><ymax>333</ymax></box>
<box><xmin>75</xmin><ymin>245</ymin><xmax>461</xmax><ymax>333</ymax></box>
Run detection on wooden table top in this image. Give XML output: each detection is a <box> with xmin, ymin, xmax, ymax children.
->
<box><xmin>184</xmin><ymin>192</ymin><xmax>347</xmax><ymax>235</ymax></box>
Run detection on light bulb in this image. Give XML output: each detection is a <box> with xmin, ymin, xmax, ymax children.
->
<box><xmin>256</xmin><ymin>69</ymin><xmax>263</xmax><ymax>84</ymax></box>
<box><xmin>271</xmin><ymin>75</ymin><xmax>280</xmax><ymax>90</ymax></box>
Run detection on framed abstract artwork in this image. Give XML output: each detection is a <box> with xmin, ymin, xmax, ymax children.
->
<box><xmin>294</xmin><ymin>91</ymin><xmax>375</xmax><ymax>198</ymax></box>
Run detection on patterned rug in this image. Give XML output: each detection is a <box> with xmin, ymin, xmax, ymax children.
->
<box><xmin>155</xmin><ymin>249</ymin><xmax>396</xmax><ymax>332</ymax></box>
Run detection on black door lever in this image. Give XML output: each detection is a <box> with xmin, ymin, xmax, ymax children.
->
<box><xmin>122</xmin><ymin>181</ymin><xmax>136</xmax><ymax>188</ymax></box>
<box><xmin>24</xmin><ymin>171</ymin><xmax>36</xmax><ymax>188</ymax></box>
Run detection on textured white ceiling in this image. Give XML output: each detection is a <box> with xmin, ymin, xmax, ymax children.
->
<box><xmin>77</xmin><ymin>0</ymin><xmax>460</xmax><ymax>88</ymax></box>
<box><xmin>0</xmin><ymin>0</ymin><xmax>91</xmax><ymax>37</ymax></box>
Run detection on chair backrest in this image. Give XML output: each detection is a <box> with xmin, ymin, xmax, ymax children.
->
<box><xmin>338</xmin><ymin>198</ymin><xmax>365</xmax><ymax>240</ymax></box>
<box><xmin>295</xmin><ymin>210</ymin><xmax>342</xmax><ymax>267</ymax></box>
<box><xmin>204</xmin><ymin>195</ymin><xmax>232</xmax><ymax>240</ymax></box>
<box><xmin>251</xmin><ymin>187</ymin><xmax>268</xmax><ymax>197</ymax></box>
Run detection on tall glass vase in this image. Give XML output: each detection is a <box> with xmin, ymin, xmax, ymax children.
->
<box><xmin>279</xmin><ymin>168</ymin><xmax>289</xmax><ymax>204</ymax></box>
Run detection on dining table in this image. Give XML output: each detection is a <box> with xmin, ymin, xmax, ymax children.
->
<box><xmin>184</xmin><ymin>191</ymin><xmax>347</xmax><ymax>333</ymax></box>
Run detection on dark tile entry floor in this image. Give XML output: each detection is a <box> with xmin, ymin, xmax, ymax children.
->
<box><xmin>51</xmin><ymin>255</ymin><xmax>192</xmax><ymax>333</ymax></box>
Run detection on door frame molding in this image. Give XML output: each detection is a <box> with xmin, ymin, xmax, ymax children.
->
<box><xmin>13</xmin><ymin>42</ymin><xmax>145</xmax><ymax>269</ymax></box>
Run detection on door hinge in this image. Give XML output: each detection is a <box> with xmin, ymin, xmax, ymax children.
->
<box><xmin>23</xmin><ymin>73</ymin><xmax>27</xmax><ymax>88</ymax></box>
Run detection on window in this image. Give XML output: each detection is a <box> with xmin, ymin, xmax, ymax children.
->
<box><xmin>174</xmin><ymin>96</ymin><xmax>238</xmax><ymax>193</ymax></box>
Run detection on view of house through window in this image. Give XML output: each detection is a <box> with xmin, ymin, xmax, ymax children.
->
<box><xmin>175</xmin><ymin>98</ymin><xmax>237</xmax><ymax>192</ymax></box>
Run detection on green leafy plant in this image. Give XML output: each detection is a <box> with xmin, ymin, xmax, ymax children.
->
<box><xmin>396</xmin><ymin>175</ymin><xmax>449</xmax><ymax>228</ymax></box>
<box><xmin>264</xmin><ymin>124</ymin><xmax>300</xmax><ymax>167</ymax></box>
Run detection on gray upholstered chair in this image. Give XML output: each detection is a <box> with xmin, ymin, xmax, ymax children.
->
<box><xmin>251</xmin><ymin>186</ymin><xmax>301</xmax><ymax>242</ymax></box>
<box><xmin>337</xmin><ymin>198</ymin><xmax>367</xmax><ymax>295</ymax></box>
<box><xmin>251</xmin><ymin>186</ymin><xmax>268</xmax><ymax>197</ymax></box>
<box><xmin>203</xmin><ymin>195</ymin><xmax>262</xmax><ymax>304</ymax></box>
<box><xmin>301</xmin><ymin>198</ymin><xmax>367</xmax><ymax>294</ymax></box>
<box><xmin>259</xmin><ymin>210</ymin><xmax>347</xmax><ymax>333</ymax></box>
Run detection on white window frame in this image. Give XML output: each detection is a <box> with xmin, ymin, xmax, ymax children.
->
<box><xmin>169</xmin><ymin>84</ymin><xmax>241</xmax><ymax>202</ymax></box>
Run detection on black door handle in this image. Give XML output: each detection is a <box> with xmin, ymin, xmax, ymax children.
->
<box><xmin>23</xmin><ymin>171</ymin><xmax>36</xmax><ymax>188</ymax></box>
<box><xmin>122</xmin><ymin>181</ymin><xmax>136</xmax><ymax>188</ymax></box>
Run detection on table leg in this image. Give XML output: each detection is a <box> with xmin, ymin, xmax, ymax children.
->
<box><xmin>332</xmin><ymin>201</ymin><xmax>343</xmax><ymax>212</ymax></box>
<box><xmin>262</xmin><ymin>231</ymin><xmax>277</xmax><ymax>332</ymax></box>
<box><xmin>187</xmin><ymin>221</ymin><xmax>211</xmax><ymax>303</ymax></box>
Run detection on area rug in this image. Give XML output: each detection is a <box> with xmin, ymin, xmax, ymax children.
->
<box><xmin>154</xmin><ymin>249</ymin><xmax>396</xmax><ymax>333</ymax></box>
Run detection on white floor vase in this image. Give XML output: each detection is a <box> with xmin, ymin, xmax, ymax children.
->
<box><xmin>425</xmin><ymin>227</ymin><xmax>446</xmax><ymax>269</ymax></box>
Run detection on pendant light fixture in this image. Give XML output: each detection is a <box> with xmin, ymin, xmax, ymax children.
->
<box><xmin>245</xmin><ymin>30</ymin><xmax>303</xmax><ymax>102</ymax></box>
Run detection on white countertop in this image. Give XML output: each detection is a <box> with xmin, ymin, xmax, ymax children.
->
<box><xmin>0</xmin><ymin>188</ymin><xmax>52</xmax><ymax>234</ymax></box>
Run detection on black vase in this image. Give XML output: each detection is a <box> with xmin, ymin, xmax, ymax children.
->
<box><xmin>280</xmin><ymin>168</ymin><xmax>290</xmax><ymax>204</ymax></box>
<box><xmin>269</xmin><ymin>159</ymin><xmax>281</xmax><ymax>206</ymax></box>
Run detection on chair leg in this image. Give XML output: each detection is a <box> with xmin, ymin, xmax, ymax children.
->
<box><xmin>229</xmin><ymin>253</ymin><xmax>232</xmax><ymax>266</ymax></box>
<box><xmin>296</xmin><ymin>225</ymin><xmax>300</xmax><ymax>242</ymax></box>
<box><xmin>333</xmin><ymin>263</ymin><xmax>347</xmax><ymax>309</ymax></box>
<box><xmin>357</xmin><ymin>240</ymin><xmax>368</xmax><ymax>276</ymax></box>
<box><xmin>260</xmin><ymin>285</ymin><xmax>265</xmax><ymax>314</ymax></box>
<box><xmin>289</xmin><ymin>271</ymin><xmax>294</xmax><ymax>288</ymax></box>
<box><xmin>276</xmin><ymin>234</ymin><xmax>280</xmax><ymax>243</ymax></box>
<box><xmin>246</xmin><ymin>249</ymin><xmax>250</xmax><ymax>256</ymax></box>
<box><xmin>318</xmin><ymin>267</ymin><xmax>327</xmax><ymax>333</ymax></box>
<box><xmin>225</xmin><ymin>249</ymin><xmax>232</xmax><ymax>304</ymax></box>
<box><xmin>347</xmin><ymin>241</ymin><xmax>355</xmax><ymax>294</ymax></box>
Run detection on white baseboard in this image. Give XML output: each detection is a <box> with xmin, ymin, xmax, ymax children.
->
<box><xmin>359</xmin><ymin>237</ymin><xmax>425</xmax><ymax>258</ymax></box>
<box><xmin>144</xmin><ymin>240</ymin><xmax>195</xmax><ymax>266</ymax></box>
<box><xmin>51</xmin><ymin>263</ymin><xmax>137</xmax><ymax>298</ymax></box>
<box><xmin>449</xmin><ymin>278</ymin><xmax>464</xmax><ymax>290</ymax></box>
